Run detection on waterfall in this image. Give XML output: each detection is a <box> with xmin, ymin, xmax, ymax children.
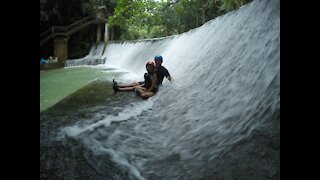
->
<box><xmin>56</xmin><ymin>0</ymin><xmax>280</xmax><ymax>179</ymax></box>
<box><xmin>65</xmin><ymin>43</ymin><xmax>106</xmax><ymax>67</ymax></box>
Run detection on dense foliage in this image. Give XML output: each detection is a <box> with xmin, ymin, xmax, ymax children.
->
<box><xmin>40</xmin><ymin>0</ymin><xmax>252</xmax><ymax>58</ymax></box>
<box><xmin>108</xmin><ymin>0</ymin><xmax>252</xmax><ymax>40</ymax></box>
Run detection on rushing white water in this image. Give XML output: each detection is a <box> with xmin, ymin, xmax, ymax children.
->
<box><xmin>57</xmin><ymin>0</ymin><xmax>280</xmax><ymax>179</ymax></box>
<box><xmin>65</xmin><ymin>43</ymin><xmax>106</xmax><ymax>66</ymax></box>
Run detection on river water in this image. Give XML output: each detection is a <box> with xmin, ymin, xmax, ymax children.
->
<box><xmin>40</xmin><ymin>0</ymin><xmax>280</xmax><ymax>179</ymax></box>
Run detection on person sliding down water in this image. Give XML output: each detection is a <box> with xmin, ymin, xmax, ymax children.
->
<box><xmin>113</xmin><ymin>55</ymin><xmax>173</xmax><ymax>91</ymax></box>
<box><xmin>154</xmin><ymin>55</ymin><xmax>173</xmax><ymax>85</ymax></box>
<box><xmin>113</xmin><ymin>61</ymin><xmax>158</xmax><ymax>99</ymax></box>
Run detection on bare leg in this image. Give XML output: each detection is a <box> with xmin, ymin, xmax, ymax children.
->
<box><xmin>117</xmin><ymin>82</ymin><xmax>140</xmax><ymax>88</ymax></box>
<box><xmin>135</xmin><ymin>86</ymin><xmax>147</xmax><ymax>94</ymax></box>
<box><xmin>140</xmin><ymin>92</ymin><xmax>155</xmax><ymax>98</ymax></box>
<box><xmin>135</xmin><ymin>87</ymin><xmax>155</xmax><ymax>98</ymax></box>
<box><xmin>117</xmin><ymin>86</ymin><xmax>136</xmax><ymax>91</ymax></box>
<box><xmin>118</xmin><ymin>84</ymin><xmax>144</xmax><ymax>92</ymax></box>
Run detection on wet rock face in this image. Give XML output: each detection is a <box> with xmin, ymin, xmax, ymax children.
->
<box><xmin>40</xmin><ymin>81</ymin><xmax>279</xmax><ymax>180</ymax></box>
<box><xmin>40</xmin><ymin>80</ymin><xmax>140</xmax><ymax>179</ymax></box>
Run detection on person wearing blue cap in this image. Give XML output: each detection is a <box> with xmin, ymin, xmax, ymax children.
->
<box><xmin>154</xmin><ymin>55</ymin><xmax>173</xmax><ymax>85</ymax></box>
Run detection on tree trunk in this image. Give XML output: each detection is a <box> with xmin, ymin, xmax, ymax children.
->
<box><xmin>110</xmin><ymin>27</ymin><xmax>114</xmax><ymax>40</ymax></box>
<box><xmin>202</xmin><ymin>9</ymin><xmax>206</xmax><ymax>24</ymax></box>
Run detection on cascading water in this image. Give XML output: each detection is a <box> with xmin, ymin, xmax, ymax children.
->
<box><xmin>65</xmin><ymin>43</ymin><xmax>107</xmax><ymax>67</ymax></box>
<box><xmin>41</xmin><ymin>0</ymin><xmax>280</xmax><ymax>179</ymax></box>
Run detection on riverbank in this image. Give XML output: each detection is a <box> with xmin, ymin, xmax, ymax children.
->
<box><xmin>40</xmin><ymin>62</ymin><xmax>64</xmax><ymax>71</ymax></box>
<box><xmin>40</xmin><ymin>67</ymin><xmax>110</xmax><ymax>112</ymax></box>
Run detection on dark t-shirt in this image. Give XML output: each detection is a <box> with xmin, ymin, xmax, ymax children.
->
<box><xmin>155</xmin><ymin>66</ymin><xmax>170</xmax><ymax>85</ymax></box>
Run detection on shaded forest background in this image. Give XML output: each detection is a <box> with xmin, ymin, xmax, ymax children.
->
<box><xmin>40</xmin><ymin>0</ymin><xmax>252</xmax><ymax>59</ymax></box>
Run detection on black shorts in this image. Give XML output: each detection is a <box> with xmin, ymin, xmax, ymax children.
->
<box><xmin>154</xmin><ymin>88</ymin><xmax>158</xmax><ymax>93</ymax></box>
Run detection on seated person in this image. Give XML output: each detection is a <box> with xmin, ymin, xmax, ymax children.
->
<box><xmin>113</xmin><ymin>61</ymin><xmax>158</xmax><ymax>99</ymax></box>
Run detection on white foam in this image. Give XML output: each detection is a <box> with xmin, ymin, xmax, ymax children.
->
<box><xmin>98</xmin><ymin>147</ymin><xmax>146</xmax><ymax>180</ymax></box>
<box><xmin>57</xmin><ymin>100</ymin><xmax>154</xmax><ymax>139</ymax></box>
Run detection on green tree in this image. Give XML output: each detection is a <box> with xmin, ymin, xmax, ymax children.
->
<box><xmin>108</xmin><ymin>0</ymin><xmax>162</xmax><ymax>40</ymax></box>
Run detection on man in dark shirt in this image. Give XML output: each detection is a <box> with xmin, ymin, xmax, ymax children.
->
<box><xmin>154</xmin><ymin>55</ymin><xmax>173</xmax><ymax>85</ymax></box>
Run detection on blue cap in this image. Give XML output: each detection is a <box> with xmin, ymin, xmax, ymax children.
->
<box><xmin>154</xmin><ymin>55</ymin><xmax>163</xmax><ymax>62</ymax></box>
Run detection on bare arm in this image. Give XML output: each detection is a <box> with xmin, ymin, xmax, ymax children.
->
<box><xmin>165</xmin><ymin>68</ymin><xmax>173</xmax><ymax>82</ymax></box>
